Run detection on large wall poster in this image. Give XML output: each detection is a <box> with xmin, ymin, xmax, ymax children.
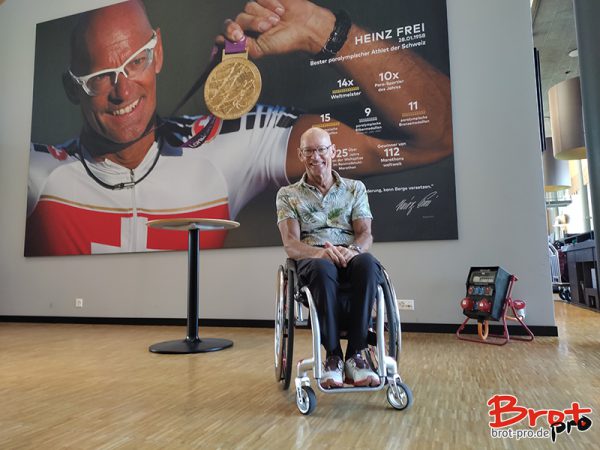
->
<box><xmin>26</xmin><ymin>0</ymin><xmax>456</xmax><ymax>256</ymax></box>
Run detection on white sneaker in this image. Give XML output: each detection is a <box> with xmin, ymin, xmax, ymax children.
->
<box><xmin>320</xmin><ymin>355</ymin><xmax>344</xmax><ymax>389</ymax></box>
<box><xmin>345</xmin><ymin>352</ymin><xmax>380</xmax><ymax>387</ymax></box>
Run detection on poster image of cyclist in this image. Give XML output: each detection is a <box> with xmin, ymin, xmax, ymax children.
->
<box><xmin>26</xmin><ymin>0</ymin><xmax>456</xmax><ymax>256</ymax></box>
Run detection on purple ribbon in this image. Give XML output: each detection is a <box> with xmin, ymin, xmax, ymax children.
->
<box><xmin>225</xmin><ymin>35</ymin><xmax>247</xmax><ymax>54</ymax></box>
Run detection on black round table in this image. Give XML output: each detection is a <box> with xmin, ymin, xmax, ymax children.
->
<box><xmin>147</xmin><ymin>218</ymin><xmax>240</xmax><ymax>354</ymax></box>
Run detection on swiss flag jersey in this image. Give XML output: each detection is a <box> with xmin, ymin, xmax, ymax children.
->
<box><xmin>25</xmin><ymin>106</ymin><xmax>297</xmax><ymax>256</ymax></box>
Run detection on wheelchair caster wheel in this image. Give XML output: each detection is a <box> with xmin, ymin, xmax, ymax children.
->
<box><xmin>387</xmin><ymin>382</ymin><xmax>413</xmax><ymax>410</ymax></box>
<box><xmin>296</xmin><ymin>386</ymin><xmax>317</xmax><ymax>415</ymax></box>
<box><xmin>559</xmin><ymin>287</ymin><xmax>571</xmax><ymax>302</ymax></box>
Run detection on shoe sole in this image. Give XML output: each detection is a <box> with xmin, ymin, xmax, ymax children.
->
<box><xmin>344</xmin><ymin>376</ymin><xmax>381</xmax><ymax>387</ymax></box>
<box><xmin>320</xmin><ymin>378</ymin><xmax>344</xmax><ymax>389</ymax></box>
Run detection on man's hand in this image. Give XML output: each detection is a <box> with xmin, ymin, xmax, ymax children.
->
<box><xmin>222</xmin><ymin>0</ymin><xmax>452</xmax><ymax>180</ymax></box>
<box><xmin>219</xmin><ymin>0</ymin><xmax>335</xmax><ymax>58</ymax></box>
<box><xmin>320</xmin><ymin>242</ymin><xmax>358</xmax><ymax>268</ymax></box>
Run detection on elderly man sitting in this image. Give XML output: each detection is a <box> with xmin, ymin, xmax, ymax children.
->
<box><xmin>276</xmin><ymin>127</ymin><xmax>384</xmax><ymax>388</ymax></box>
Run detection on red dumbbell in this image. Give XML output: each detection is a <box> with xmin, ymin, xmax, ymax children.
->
<box><xmin>477</xmin><ymin>299</ymin><xmax>491</xmax><ymax>313</ymax></box>
<box><xmin>461</xmin><ymin>297</ymin><xmax>474</xmax><ymax>311</ymax></box>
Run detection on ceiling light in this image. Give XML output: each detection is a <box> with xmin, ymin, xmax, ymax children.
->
<box><xmin>542</xmin><ymin>138</ymin><xmax>571</xmax><ymax>192</ymax></box>
<box><xmin>548</xmin><ymin>77</ymin><xmax>587</xmax><ymax>160</ymax></box>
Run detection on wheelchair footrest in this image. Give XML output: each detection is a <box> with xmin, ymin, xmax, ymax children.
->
<box><xmin>315</xmin><ymin>381</ymin><xmax>388</xmax><ymax>394</ymax></box>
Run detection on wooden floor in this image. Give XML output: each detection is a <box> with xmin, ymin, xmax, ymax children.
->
<box><xmin>1</xmin><ymin>301</ymin><xmax>598</xmax><ymax>450</ymax></box>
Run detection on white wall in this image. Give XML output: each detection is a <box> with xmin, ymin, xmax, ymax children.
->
<box><xmin>0</xmin><ymin>0</ymin><xmax>554</xmax><ymax>327</ymax></box>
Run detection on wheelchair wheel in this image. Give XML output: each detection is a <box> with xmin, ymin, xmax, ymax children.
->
<box><xmin>367</xmin><ymin>272</ymin><xmax>400</xmax><ymax>371</ymax></box>
<box><xmin>387</xmin><ymin>381</ymin><xmax>413</xmax><ymax>411</ymax></box>
<box><xmin>274</xmin><ymin>265</ymin><xmax>294</xmax><ymax>390</ymax></box>
<box><xmin>365</xmin><ymin>276</ymin><xmax>400</xmax><ymax>374</ymax></box>
<box><xmin>384</xmin><ymin>302</ymin><xmax>399</xmax><ymax>360</ymax></box>
<box><xmin>296</xmin><ymin>386</ymin><xmax>317</xmax><ymax>415</ymax></box>
<box><xmin>382</xmin><ymin>271</ymin><xmax>400</xmax><ymax>361</ymax></box>
<box><xmin>274</xmin><ymin>266</ymin><xmax>286</xmax><ymax>381</ymax></box>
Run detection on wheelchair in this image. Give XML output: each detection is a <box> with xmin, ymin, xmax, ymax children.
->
<box><xmin>274</xmin><ymin>258</ymin><xmax>413</xmax><ymax>415</ymax></box>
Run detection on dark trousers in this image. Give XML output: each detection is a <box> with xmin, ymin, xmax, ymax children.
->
<box><xmin>296</xmin><ymin>253</ymin><xmax>383</xmax><ymax>359</ymax></box>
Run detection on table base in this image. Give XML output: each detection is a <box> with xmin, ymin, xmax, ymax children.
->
<box><xmin>149</xmin><ymin>338</ymin><xmax>233</xmax><ymax>354</ymax></box>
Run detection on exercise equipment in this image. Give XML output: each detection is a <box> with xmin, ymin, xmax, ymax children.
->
<box><xmin>456</xmin><ymin>267</ymin><xmax>534</xmax><ymax>345</ymax></box>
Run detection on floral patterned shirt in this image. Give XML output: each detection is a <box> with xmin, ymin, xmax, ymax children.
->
<box><xmin>276</xmin><ymin>171</ymin><xmax>372</xmax><ymax>246</ymax></box>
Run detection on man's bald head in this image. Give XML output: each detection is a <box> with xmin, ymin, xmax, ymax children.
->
<box><xmin>300</xmin><ymin>127</ymin><xmax>332</xmax><ymax>149</ymax></box>
<box><xmin>297</xmin><ymin>126</ymin><xmax>336</xmax><ymax>183</ymax></box>
<box><xmin>64</xmin><ymin>0</ymin><xmax>163</xmax><ymax>153</ymax></box>
<box><xmin>70</xmin><ymin>0</ymin><xmax>152</xmax><ymax>73</ymax></box>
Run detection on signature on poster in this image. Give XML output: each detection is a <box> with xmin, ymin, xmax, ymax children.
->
<box><xmin>395</xmin><ymin>191</ymin><xmax>439</xmax><ymax>216</ymax></box>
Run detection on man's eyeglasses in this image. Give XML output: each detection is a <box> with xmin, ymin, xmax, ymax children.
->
<box><xmin>299</xmin><ymin>144</ymin><xmax>333</xmax><ymax>157</ymax></box>
<box><xmin>68</xmin><ymin>31</ymin><xmax>158</xmax><ymax>96</ymax></box>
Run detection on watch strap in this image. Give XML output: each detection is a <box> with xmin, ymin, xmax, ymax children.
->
<box><xmin>316</xmin><ymin>10</ymin><xmax>351</xmax><ymax>59</ymax></box>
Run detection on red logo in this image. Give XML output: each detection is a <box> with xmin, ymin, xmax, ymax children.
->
<box><xmin>488</xmin><ymin>394</ymin><xmax>592</xmax><ymax>443</ymax></box>
<box><xmin>48</xmin><ymin>145</ymin><xmax>68</xmax><ymax>161</ymax></box>
<box><xmin>191</xmin><ymin>115</ymin><xmax>221</xmax><ymax>144</ymax></box>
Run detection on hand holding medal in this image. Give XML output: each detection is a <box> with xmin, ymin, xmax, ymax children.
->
<box><xmin>204</xmin><ymin>36</ymin><xmax>262</xmax><ymax>120</ymax></box>
<box><xmin>206</xmin><ymin>0</ymin><xmax>343</xmax><ymax>119</ymax></box>
<box><xmin>219</xmin><ymin>0</ymin><xmax>336</xmax><ymax>58</ymax></box>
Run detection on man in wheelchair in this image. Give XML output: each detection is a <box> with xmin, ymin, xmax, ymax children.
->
<box><xmin>276</xmin><ymin>127</ymin><xmax>384</xmax><ymax>389</ymax></box>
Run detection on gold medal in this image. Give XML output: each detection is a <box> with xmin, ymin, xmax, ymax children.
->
<box><xmin>204</xmin><ymin>47</ymin><xmax>262</xmax><ymax>120</ymax></box>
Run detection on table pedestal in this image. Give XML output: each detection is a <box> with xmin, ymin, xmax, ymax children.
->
<box><xmin>147</xmin><ymin>219</ymin><xmax>239</xmax><ymax>354</ymax></box>
<box><xmin>149</xmin><ymin>337</ymin><xmax>233</xmax><ymax>354</ymax></box>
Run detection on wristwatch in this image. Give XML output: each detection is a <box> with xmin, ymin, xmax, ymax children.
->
<box><xmin>316</xmin><ymin>10</ymin><xmax>352</xmax><ymax>59</ymax></box>
<box><xmin>348</xmin><ymin>244</ymin><xmax>362</xmax><ymax>253</ymax></box>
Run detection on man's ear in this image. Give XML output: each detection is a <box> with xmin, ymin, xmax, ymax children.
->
<box><xmin>62</xmin><ymin>72</ymin><xmax>81</xmax><ymax>105</ymax></box>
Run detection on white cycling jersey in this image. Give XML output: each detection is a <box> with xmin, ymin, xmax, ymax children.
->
<box><xmin>26</xmin><ymin>105</ymin><xmax>297</xmax><ymax>256</ymax></box>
